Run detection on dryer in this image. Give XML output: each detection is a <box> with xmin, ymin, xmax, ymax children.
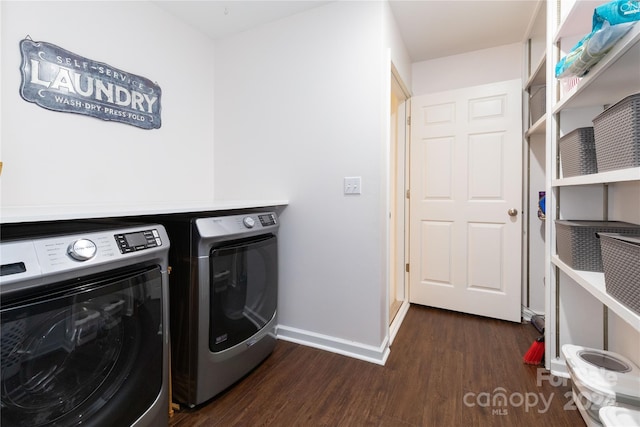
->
<box><xmin>160</xmin><ymin>211</ymin><xmax>279</xmax><ymax>407</ymax></box>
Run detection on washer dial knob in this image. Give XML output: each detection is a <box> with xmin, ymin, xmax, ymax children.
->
<box><xmin>243</xmin><ymin>216</ymin><xmax>256</xmax><ymax>228</ymax></box>
<box><xmin>68</xmin><ymin>239</ymin><xmax>97</xmax><ymax>261</ymax></box>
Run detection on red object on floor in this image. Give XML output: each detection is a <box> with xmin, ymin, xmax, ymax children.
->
<box><xmin>523</xmin><ymin>336</ymin><xmax>545</xmax><ymax>365</ymax></box>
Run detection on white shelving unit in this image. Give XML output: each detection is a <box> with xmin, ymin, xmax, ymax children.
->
<box><xmin>554</xmin><ymin>168</ymin><xmax>640</xmax><ymax>187</ymax></box>
<box><xmin>545</xmin><ymin>0</ymin><xmax>640</xmax><ymax>376</ymax></box>
<box><xmin>552</xmin><ymin>256</ymin><xmax>640</xmax><ymax>330</ymax></box>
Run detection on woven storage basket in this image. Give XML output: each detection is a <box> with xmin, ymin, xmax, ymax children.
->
<box><xmin>593</xmin><ymin>93</ymin><xmax>640</xmax><ymax>172</ymax></box>
<box><xmin>555</xmin><ymin>220</ymin><xmax>640</xmax><ymax>272</ymax></box>
<box><xmin>598</xmin><ymin>233</ymin><xmax>640</xmax><ymax>315</ymax></box>
<box><xmin>559</xmin><ymin>127</ymin><xmax>597</xmax><ymax>177</ymax></box>
<box><xmin>530</xmin><ymin>85</ymin><xmax>546</xmax><ymax>124</ymax></box>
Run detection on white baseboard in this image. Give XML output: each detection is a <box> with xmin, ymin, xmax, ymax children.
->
<box><xmin>389</xmin><ymin>301</ymin><xmax>410</xmax><ymax>345</ymax></box>
<box><xmin>276</xmin><ymin>325</ymin><xmax>390</xmax><ymax>366</ymax></box>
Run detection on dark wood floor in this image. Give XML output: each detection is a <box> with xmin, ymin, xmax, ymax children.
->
<box><xmin>169</xmin><ymin>305</ymin><xmax>585</xmax><ymax>426</ymax></box>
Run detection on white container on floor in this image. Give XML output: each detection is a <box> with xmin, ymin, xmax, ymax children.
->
<box><xmin>562</xmin><ymin>345</ymin><xmax>640</xmax><ymax>427</ymax></box>
<box><xmin>599</xmin><ymin>406</ymin><xmax>640</xmax><ymax>427</ymax></box>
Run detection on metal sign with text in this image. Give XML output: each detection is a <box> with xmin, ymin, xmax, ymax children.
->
<box><xmin>19</xmin><ymin>39</ymin><xmax>162</xmax><ymax>129</ymax></box>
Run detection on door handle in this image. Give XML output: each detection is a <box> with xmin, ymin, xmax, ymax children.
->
<box><xmin>507</xmin><ymin>208</ymin><xmax>518</xmax><ymax>217</ymax></box>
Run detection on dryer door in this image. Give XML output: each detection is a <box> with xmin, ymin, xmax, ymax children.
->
<box><xmin>209</xmin><ymin>234</ymin><xmax>277</xmax><ymax>352</ymax></box>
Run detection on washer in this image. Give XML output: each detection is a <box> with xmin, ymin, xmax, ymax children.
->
<box><xmin>160</xmin><ymin>211</ymin><xmax>279</xmax><ymax>407</ymax></box>
<box><xmin>563</xmin><ymin>344</ymin><xmax>640</xmax><ymax>427</ymax></box>
<box><xmin>0</xmin><ymin>220</ymin><xmax>170</xmax><ymax>427</ymax></box>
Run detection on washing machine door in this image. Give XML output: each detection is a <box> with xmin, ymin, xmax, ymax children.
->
<box><xmin>0</xmin><ymin>265</ymin><xmax>164</xmax><ymax>427</ymax></box>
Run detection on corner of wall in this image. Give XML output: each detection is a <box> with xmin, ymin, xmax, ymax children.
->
<box><xmin>277</xmin><ymin>324</ymin><xmax>391</xmax><ymax>366</ymax></box>
<box><xmin>382</xmin><ymin>0</ymin><xmax>412</xmax><ymax>90</ymax></box>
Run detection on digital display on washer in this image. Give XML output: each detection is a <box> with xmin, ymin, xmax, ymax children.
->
<box><xmin>125</xmin><ymin>232</ymin><xmax>148</xmax><ymax>248</ymax></box>
<box><xmin>114</xmin><ymin>230</ymin><xmax>161</xmax><ymax>253</ymax></box>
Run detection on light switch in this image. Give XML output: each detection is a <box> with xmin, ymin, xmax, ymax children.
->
<box><xmin>344</xmin><ymin>176</ymin><xmax>362</xmax><ymax>195</ymax></box>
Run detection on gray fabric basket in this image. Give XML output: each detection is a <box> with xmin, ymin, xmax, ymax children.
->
<box><xmin>559</xmin><ymin>127</ymin><xmax>597</xmax><ymax>177</ymax></box>
<box><xmin>593</xmin><ymin>93</ymin><xmax>640</xmax><ymax>172</ymax></box>
<box><xmin>555</xmin><ymin>220</ymin><xmax>640</xmax><ymax>272</ymax></box>
<box><xmin>598</xmin><ymin>233</ymin><xmax>640</xmax><ymax>315</ymax></box>
<box><xmin>530</xmin><ymin>85</ymin><xmax>546</xmax><ymax>124</ymax></box>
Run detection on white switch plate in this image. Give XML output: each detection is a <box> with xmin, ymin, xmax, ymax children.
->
<box><xmin>344</xmin><ymin>176</ymin><xmax>361</xmax><ymax>195</ymax></box>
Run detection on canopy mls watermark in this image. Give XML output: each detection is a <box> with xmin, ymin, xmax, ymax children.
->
<box><xmin>19</xmin><ymin>39</ymin><xmax>162</xmax><ymax>130</ymax></box>
<box><xmin>461</xmin><ymin>368</ymin><xmax>613</xmax><ymax>416</ymax></box>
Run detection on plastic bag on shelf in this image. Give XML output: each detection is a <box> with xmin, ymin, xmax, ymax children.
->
<box><xmin>555</xmin><ymin>0</ymin><xmax>640</xmax><ymax>79</ymax></box>
<box><xmin>593</xmin><ymin>0</ymin><xmax>640</xmax><ymax>26</ymax></box>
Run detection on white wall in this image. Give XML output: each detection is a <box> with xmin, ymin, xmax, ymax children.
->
<box><xmin>382</xmin><ymin>0</ymin><xmax>412</xmax><ymax>89</ymax></box>
<box><xmin>412</xmin><ymin>43</ymin><xmax>523</xmax><ymax>96</ymax></box>
<box><xmin>1</xmin><ymin>0</ymin><xmax>412</xmax><ymax>364</ymax></box>
<box><xmin>213</xmin><ymin>1</ymin><xmax>410</xmax><ymax>360</ymax></box>
<box><xmin>0</xmin><ymin>1</ymin><xmax>215</xmax><ymax>215</ymax></box>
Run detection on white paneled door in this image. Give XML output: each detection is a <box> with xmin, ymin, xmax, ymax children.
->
<box><xmin>409</xmin><ymin>79</ymin><xmax>522</xmax><ymax>322</ymax></box>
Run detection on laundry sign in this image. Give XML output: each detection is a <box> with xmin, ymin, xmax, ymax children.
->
<box><xmin>19</xmin><ymin>39</ymin><xmax>161</xmax><ymax>129</ymax></box>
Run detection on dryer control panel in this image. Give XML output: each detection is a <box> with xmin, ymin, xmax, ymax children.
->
<box><xmin>195</xmin><ymin>212</ymin><xmax>279</xmax><ymax>239</ymax></box>
<box><xmin>258</xmin><ymin>213</ymin><xmax>277</xmax><ymax>227</ymax></box>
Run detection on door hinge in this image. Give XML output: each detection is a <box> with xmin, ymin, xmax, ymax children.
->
<box><xmin>407</xmin><ymin>116</ymin><xmax>411</xmax><ymax>126</ymax></box>
<box><xmin>405</xmin><ymin>263</ymin><xmax>410</xmax><ymax>273</ymax></box>
<box><xmin>406</xmin><ymin>189</ymin><xmax>410</xmax><ymax>199</ymax></box>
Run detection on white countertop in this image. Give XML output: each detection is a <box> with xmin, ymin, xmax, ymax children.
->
<box><xmin>0</xmin><ymin>200</ymin><xmax>289</xmax><ymax>223</ymax></box>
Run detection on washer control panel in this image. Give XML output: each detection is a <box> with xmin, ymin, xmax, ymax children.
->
<box><xmin>243</xmin><ymin>216</ymin><xmax>256</xmax><ymax>228</ymax></box>
<box><xmin>114</xmin><ymin>229</ymin><xmax>163</xmax><ymax>253</ymax></box>
<box><xmin>68</xmin><ymin>239</ymin><xmax>98</xmax><ymax>261</ymax></box>
<box><xmin>0</xmin><ymin>224</ymin><xmax>169</xmax><ymax>287</ymax></box>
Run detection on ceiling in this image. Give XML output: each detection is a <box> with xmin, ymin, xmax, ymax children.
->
<box><xmin>389</xmin><ymin>0</ymin><xmax>540</xmax><ymax>61</ymax></box>
<box><xmin>155</xmin><ymin>0</ymin><xmax>540</xmax><ymax>62</ymax></box>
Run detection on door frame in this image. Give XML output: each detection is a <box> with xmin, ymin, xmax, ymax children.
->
<box><xmin>388</xmin><ymin>63</ymin><xmax>411</xmax><ymax>344</ymax></box>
